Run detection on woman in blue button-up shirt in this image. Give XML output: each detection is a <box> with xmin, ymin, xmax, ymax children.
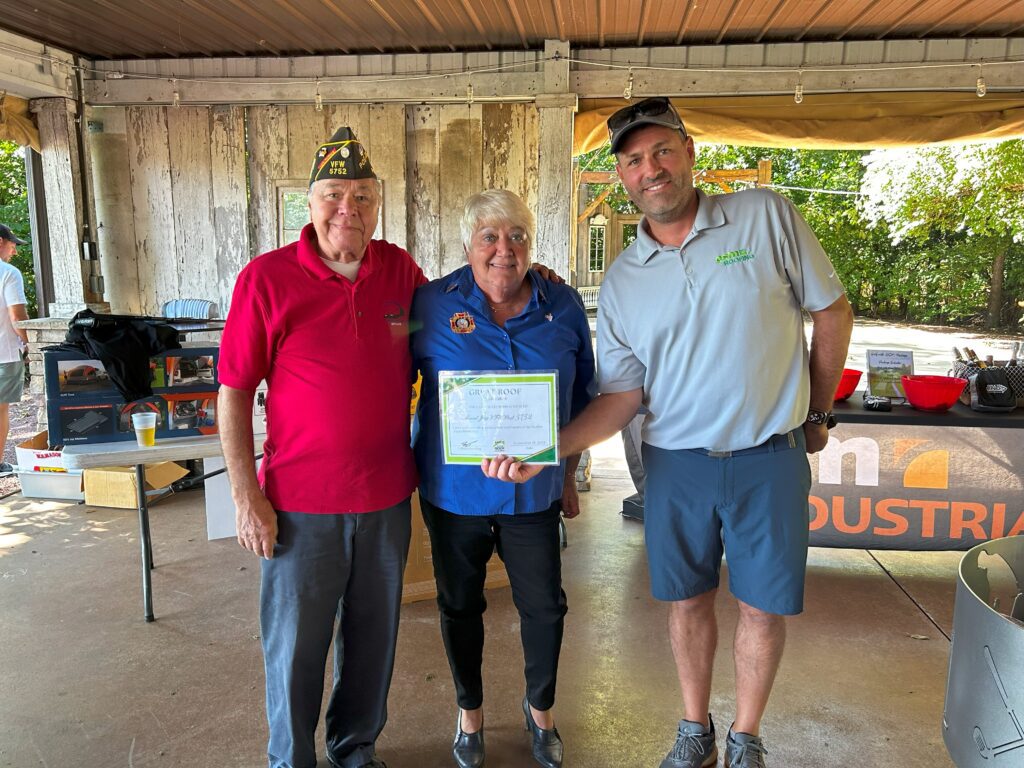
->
<box><xmin>411</xmin><ymin>190</ymin><xmax>594</xmax><ymax>768</ymax></box>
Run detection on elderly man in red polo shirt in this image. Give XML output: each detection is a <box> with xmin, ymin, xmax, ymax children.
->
<box><xmin>218</xmin><ymin>127</ymin><xmax>425</xmax><ymax>768</ymax></box>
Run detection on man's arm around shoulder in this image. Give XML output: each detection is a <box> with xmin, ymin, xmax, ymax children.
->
<box><xmin>220</xmin><ymin>385</ymin><xmax>277</xmax><ymax>558</ymax></box>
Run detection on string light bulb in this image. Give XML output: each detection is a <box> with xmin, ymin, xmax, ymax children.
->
<box><xmin>314</xmin><ymin>80</ymin><xmax>323</xmax><ymax>111</ymax></box>
<box><xmin>623</xmin><ymin>68</ymin><xmax>634</xmax><ymax>101</ymax></box>
<box><xmin>794</xmin><ymin>71</ymin><xmax>804</xmax><ymax>104</ymax></box>
<box><xmin>467</xmin><ymin>83</ymin><xmax>474</xmax><ymax>104</ymax></box>
<box><xmin>976</xmin><ymin>66</ymin><xmax>987</xmax><ymax>98</ymax></box>
<box><xmin>171</xmin><ymin>79</ymin><xmax>180</xmax><ymax>108</ymax></box>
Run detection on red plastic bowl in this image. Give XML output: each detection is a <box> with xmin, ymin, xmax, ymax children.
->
<box><xmin>834</xmin><ymin>368</ymin><xmax>863</xmax><ymax>401</ymax></box>
<box><xmin>901</xmin><ymin>375</ymin><xmax>967</xmax><ymax>412</ymax></box>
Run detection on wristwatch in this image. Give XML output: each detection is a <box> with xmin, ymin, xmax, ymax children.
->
<box><xmin>806</xmin><ymin>408</ymin><xmax>836</xmax><ymax>429</ymax></box>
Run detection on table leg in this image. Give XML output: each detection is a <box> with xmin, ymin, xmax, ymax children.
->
<box><xmin>135</xmin><ymin>463</ymin><xmax>155</xmax><ymax>622</ymax></box>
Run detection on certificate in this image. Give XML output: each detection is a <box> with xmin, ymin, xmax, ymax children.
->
<box><xmin>439</xmin><ymin>370</ymin><xmax>559</xmax><ymax>465</ymax></box>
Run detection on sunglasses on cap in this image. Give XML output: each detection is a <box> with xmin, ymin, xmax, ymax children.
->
<box><xmin>607</xmin><ymin>97</ymin><xmax>687</xmax><ymax>152</ymax></box>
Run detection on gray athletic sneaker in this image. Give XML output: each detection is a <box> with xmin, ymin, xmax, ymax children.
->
<box><xmin>660</xmin><ymin>715</ymin><xmax>718</xmax><ymax>768</ymax></box>
<box><xmin>725</xmin><ymin>729</ymin><xmax>768</xmax><ymax>768</ymax></box>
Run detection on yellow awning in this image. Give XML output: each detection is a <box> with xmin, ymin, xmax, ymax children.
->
<box><xmin>575</xmin><ymin>92</ymin><xmax>1024</xmax><ymax>155</ymax></box>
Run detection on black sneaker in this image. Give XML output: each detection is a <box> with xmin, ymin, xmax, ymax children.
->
<box><xmin>660</xmin><ymin>715</ymin><xmax>718</xmax><ymax>768</ymax></box>
<box><xmin>0</xmin><ymin>462</ymin><xmax>14</xmax><ymax>477</ymax></box>
<box><xmin>725</xmin><ymin>728</ymin><xmax>768</xmax><ymax>768</ymax></box>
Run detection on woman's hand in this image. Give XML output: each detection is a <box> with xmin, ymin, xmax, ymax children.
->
<box><xmin>480</xmin><ymin>454</ymin><xmax>543</xmax><ymax>483</ymax></box>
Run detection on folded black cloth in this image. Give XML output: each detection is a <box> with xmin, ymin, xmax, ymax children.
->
<box><xmin>52</xmin><ymin>309</ymin><xmax>182</xmax><ymax>402</ymax></box>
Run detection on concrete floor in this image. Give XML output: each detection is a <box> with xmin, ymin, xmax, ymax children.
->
<box><xmin>0</xmin><ymin>456</ymin><xmax>960</xmax><ymax>768</ymax></box>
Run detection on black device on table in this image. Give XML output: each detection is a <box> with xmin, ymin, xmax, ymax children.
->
<box><xmin>863</xmin><ymin>395</ymin><xmax>893</xmax><ymax>412</ymax></box>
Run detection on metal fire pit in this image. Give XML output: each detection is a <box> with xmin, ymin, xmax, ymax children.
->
<box><xmin>943</xmin><ymin>536</ymin><xmax>1024</xmax><ymax>766</ymax></box>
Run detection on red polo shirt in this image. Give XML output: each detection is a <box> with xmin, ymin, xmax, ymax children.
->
<box><xmin>219</xmin><ymin>224</ymin><xmax>426</xmax><ymax>513</ymax></box>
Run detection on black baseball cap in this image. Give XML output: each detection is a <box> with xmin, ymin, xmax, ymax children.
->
<box><xmin>0</xmin><ymin>225</ymin><xmax>26</xmax><ymax>245</ymax></box>
<box><xmin>607</xmin><ymin>97</ymin><xmax>688</xmax><ymax>153</ymax></box>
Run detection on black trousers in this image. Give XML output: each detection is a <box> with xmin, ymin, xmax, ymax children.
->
<box><xmin>420</xmin><ymin>497</ymin><xmax>568</xmax><ymax>712</ymax></box>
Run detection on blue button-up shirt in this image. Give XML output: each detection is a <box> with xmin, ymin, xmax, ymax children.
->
<box><xmin>411</xmin><ymin>265</ymin><xmax>594</xmax><ymax>516</ymax></box>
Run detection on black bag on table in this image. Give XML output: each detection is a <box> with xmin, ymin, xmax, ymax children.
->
<box><xmin>52</xmin><ymin>309</ymin><xmax>182</xmax><ymax>402</ymax></box>
<box><xmin>968</xmin><ymin>368</ymin><xmax>1017</xmax><ymax>413</ymax></box>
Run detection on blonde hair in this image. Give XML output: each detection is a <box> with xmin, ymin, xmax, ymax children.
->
<box><xmin>460</xmin><ymin>189</ymin><xmax>535</xmax><ymax>250</ymax></box>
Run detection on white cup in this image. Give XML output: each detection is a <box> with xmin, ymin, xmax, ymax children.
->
<box><xmin>131</xmin><ymin>411</ymin><xmax>158</xmax><ymax>447</ymax></box>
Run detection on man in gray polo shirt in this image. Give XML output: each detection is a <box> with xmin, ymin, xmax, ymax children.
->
<box><xmin>484</xmin><ymin>98</ymin><xmax>853</xmax><ymax>768</ymax></box>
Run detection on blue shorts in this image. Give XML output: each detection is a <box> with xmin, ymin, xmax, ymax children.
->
<box><xmin>641</xmin><ymin>429</ymin><xmax>811</xmax><ymax>615</ymax></box>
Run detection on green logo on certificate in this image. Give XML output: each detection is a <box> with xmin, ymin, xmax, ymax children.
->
<box><xmin>438</xmin><ymin>370</ymin><xmax>560</xmax><ymax>466</ymax></box>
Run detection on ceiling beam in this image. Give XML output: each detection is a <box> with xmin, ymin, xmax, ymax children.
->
<box><xmin>794</xmin><ymin>1</ymin><xmax>836</xmax><ymax>43</ymax></box>
<box><xmin>875</xmin><ymin>0</ymin><xmax>932</xmax><ymax>41</ymax></box>
<box><xmin>410</xmin><ymin>0</ymin><xmax>456</xmax><ymax>52</ymax></box>
<box><xmin>675</xmin><ymin>0</ymin><xmax>699</xmax><ymax>45</ymax></box>
<box><xmin>223</xmin><ymin>0</ymin><xmax>316</xmax><ymax>56</ymax></box>
<box><xmin>344</xmin><ymin>0</ymin><xmax>414</xmax><ymax>53</ymax></box>
<box><xmin>180</xmin><ymin>0</ymin><xmax>283</xmax><ymax>57</ymax></box>
<box><xmin>503</xmin><ymin>0</ymin><xmax>530</xmax><ymax>49</ymax></box>
<box><xmin>835</xmin><ymin>0</ymin><xmax>887</xmax><ymax>40</ymax></box>
<box><xmin>85</xmin><ymin>71</ymin><xmax>543</xmax><ymax>105</ymax></box>
<box><xmin>755</xmin><ymin>0</ymin><xmax>798</xmax><ymax>44</ymax></box>
<box><xmin>716</xmin><ymin>0</ymin><xmax>746</xmax><ymax>46</ymax></box>
<box><xmin>274</xmin><ymin>0</ymin><xmax>355</xmax><ymax>56</ymax></box>
<box><xmin>916</xmin><ymin>0</ymin><xmax>975</xmax><ymax>39</ymax></box>
<box><xmin>551</xmin><ymin>0</ymin><xmax>566</xmax><ymax>42</ymax></box>
<box><xmin>459</xmin><ymin>0</ymin><xmax>492</xmax><ymax>50</ymax></box>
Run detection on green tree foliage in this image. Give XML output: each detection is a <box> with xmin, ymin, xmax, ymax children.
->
<box><xmin>860</xmin><ymin>142</ymin><xmax>1024</xmax><ymax>328</ymax></box>
<box><xmin>0</xmin><ymin>140</ymin><xmax>34</xmax><ymax>316</ymax></box>
<box><xmin>578</xmin><ymin>138</ymin><xmax>1024</xmax><ymax>328</ymax></box>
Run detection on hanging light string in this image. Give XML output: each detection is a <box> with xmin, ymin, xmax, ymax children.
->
<box><xmin>2</xmin><ymin>39</ymin><xmax>1020</xmax><ymax>98</ymax></box>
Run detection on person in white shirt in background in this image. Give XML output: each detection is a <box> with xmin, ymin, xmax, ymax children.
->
<box><xmin>0</xmin><ymin>224</ymin><xmax>29</xmax><ymax>476</ymax></box>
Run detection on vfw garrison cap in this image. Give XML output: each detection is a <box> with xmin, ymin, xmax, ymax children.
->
<box><xmin>309</xmin><ymin>126</ymin><xmax>376</xmax><ymax>186</ymax></box>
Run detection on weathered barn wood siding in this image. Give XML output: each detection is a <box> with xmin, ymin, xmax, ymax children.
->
<box><xmin>34</xmin><ymin>99</ymin><xmax>89</xmax><ymax>316</ymax></box>
<box><xmin>247</xmin><ymin>103</ymin><xmax>407</xmax><ymax>263</ymax></box>
<box><xmin>408</xmin><ymin>102</ymin><xmax>551</xmax><ymax>280</ymax></box>
<box><xmin>90</xmin><ymin>105</ymin><xmax>248</xmax><ymax>315</ymax></box>
<box><xmin>125</xmin><ymin>106</ymin><xmax>178</xmax><ymax>313</ymax></box>
<box><xmin>88</xmin><ymin>107</ymin><xmax>141</xmax><ymax>314</ymax></box>
<box><xmin>209</xmin><ymin>106</ymin><xmax>250</xmax><ymax>316</ymax></box>
<box><xmin>83</xmin><ymin>98</ymin><xmax>565</xmax><ymax>316</ymax></box>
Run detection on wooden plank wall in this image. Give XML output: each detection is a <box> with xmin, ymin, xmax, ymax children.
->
<box><xmin>34</xmin><ymin>99</ymin><xmax>89</xmax><ymax>316</ymax></box>
<box><xmin>90</xmin><ymin>105</ymin><xmax>249</xmax><ymax>316</ymax></box>
<box><xmin>408</xmin><ymin>102</ymin><xmax>541</xmax><ymax>280</ymax></box>
<box><xmin>87</xmin><ymin>99</ymin><xmax>558</xmax><ymax>315</ymax></box>
<box><xmin>88</xmin><ymin>107</ymin><xmax>140</xmax><ymax>313</ymax></box>
<box><xmin>247</xmin><ymin>103</ymin><xmax>408</xmax><ymax>262</ymax></box>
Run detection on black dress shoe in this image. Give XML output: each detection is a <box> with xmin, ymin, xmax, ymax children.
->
<box><xmin>522</xmin><ymin>696</ymin><xmax>563</xmax><ymax>768</ymax></box>
<box><xmin>453</xmin><ymin>709</ymin><xmax>485</xmax><ymax>768</ymax></box>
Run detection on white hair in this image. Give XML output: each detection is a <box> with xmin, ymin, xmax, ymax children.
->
<box><xmin>460</xmin><ymin>189</ymin><xmax>535</xmax><ymax>251</ymax></box>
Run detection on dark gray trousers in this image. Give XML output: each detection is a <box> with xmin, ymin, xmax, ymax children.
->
<box><xmin>261</xmin><ymin>499</ymin><xmax>411</xmax><ymax>768</ymax></box>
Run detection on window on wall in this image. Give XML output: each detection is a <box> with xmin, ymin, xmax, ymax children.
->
<box><xmin>277</xmin><ymin>181</ymin><xmax>385</xmax><ymax>247</ymax></box>
<box><xmin>621</xmin><ymin>223</ymin><xmax>638</xmax><ymax>249</ymax></box>
<box><xmin>588</xmin><ymin>213</ymin><xmax>607</xmax><ymax>273</ymax></box>
<box><xmin>278</xmin><ymin>186</ymin><xmax>310</xmax><ymax>247</ymax></box>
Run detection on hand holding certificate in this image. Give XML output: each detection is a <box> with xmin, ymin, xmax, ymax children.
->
<box><xmin>439</xmin><ymin>370</ymin><xmax>559</xmax><ymax>465</ymax></box>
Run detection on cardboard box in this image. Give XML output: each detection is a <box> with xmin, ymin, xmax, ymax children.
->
<box><xmin>402</xmin><ymin>492</ymin><xmax>509</xmax><ymax>604</ymax></box>
<box><xmin>15</xmin><ymin>431</ymin><xmax>66</xmax><ymax>472</ymax></box>
<box><xmin>83</xmin><ymin>462</ymin><xmax>190</xmax><ymax>509</ymax></box>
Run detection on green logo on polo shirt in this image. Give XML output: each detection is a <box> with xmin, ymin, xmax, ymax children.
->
<box><xmin>716</xmin><ymin>248</ymin><xmax>754</xmax><ymax>265</ymax></box>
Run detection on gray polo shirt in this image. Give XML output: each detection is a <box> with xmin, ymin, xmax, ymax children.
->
<box><xmin>597</xmin><ymin>188</ymin><xmax>844</xmax><ymax>452</ymax></box>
